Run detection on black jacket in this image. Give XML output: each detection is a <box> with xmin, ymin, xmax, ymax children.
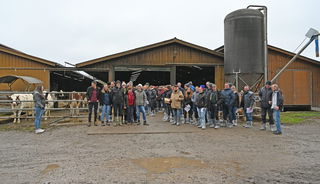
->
<box><xmin>86</xmin><ymin>86</ymin><xmax>101</xmax><ymax>102</ymax></box>
<box><xmin>111</xmin><ymin>87</ymin><xmax>124</xmax><ymax>104</ymax></box>
<box><xmin>196</xmin><ymin>91</ymin><xmax>207</xmax><ymax>108</ymax></box>
<box><xmin>259</xmin><ymin>87</ymin><xmax>273</xmax><ymax>108</ymax></box>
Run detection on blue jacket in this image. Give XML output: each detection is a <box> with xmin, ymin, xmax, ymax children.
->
<box><xmin>220</xmin><ymin>88</ymin><xmax>235</xmax><ymax>106</ymax></box>
<box><xmin>101</xmin><ymin>92</ymin><xmax>112</xmax><ymax>105</ymax></box>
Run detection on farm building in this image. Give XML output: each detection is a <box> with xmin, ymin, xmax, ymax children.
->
<box><xmin>76</xmin><ymin>38</ymin><xmax>225</xmax><ymax>89</ymax></box>
<box><xmin>77</xmin><ymin>38</ymin><xmax>320</xmax><ymax>109</ymax></box>
<box><xmin>215</xmin><ymin>45</ymin><xmax>320</xmax><ymax>109</ymax></box>
<box><xmin>0</xmin><ymin>44</ymin><xmax>91</xmax><ymax>91</ymax></box>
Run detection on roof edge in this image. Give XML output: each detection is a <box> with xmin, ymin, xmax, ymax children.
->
<box><xmin>0</xmin><ymin>44</ymin><xmax>58</xmax><ymax>66</ymax></box>
<box><xmin>76</xmin><ymin>38</ymin><xmax>223</xmax><ymax>67</ymax></box>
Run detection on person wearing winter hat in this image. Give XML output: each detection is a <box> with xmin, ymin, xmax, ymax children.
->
<box><xmin>135</xmin><ymin>84</ymin><xmax>148</xmax><ymax>125</ymax></box>
<box><xmin>259</xmin><ymin>81</ymin><xmax>274</xmax><ymax>131</ymax></box>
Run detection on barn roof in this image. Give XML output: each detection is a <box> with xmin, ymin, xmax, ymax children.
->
<box><xmin>214</xmin><ymin>45</ymin><xmax>320</xmax><ymax>66</ymax></box>
<box><xmin>0</xmin><ymin>75</ymin><xmax>43</xmax><ymax>84</ymax></box>
<box><xmin>0</xmin><ymin>43</ymin><xmax>58</xmax><ymax>66</ymax></box>
<box><xmin>76</xmin><ymin>38</ymin><xmax>224</xmax><ymax>67</ymax></box>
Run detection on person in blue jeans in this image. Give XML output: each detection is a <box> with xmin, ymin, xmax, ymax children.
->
<box><xmin>100</xmin><ymin>84</ymin><xmax>112</xmax><ymax>126</ymax></box>
<box><xmin>135</xmin><ymin>84</ymin><xmax>148</xmax><ymax>125</ymax></box>
<box><xmin>196</xmin><ymin>85</ymin><xmax>207</xmax><ymax>129</ymax></box>
<box><xmin>170</xmin><ymin>85</ymin><xmax>184</xmax><ymax>126</ymax></box>
<box><xmin>33</xmin><ymin>85</ymin><xmax>46</xmax><ymax>134</ymax></box>
<box><xmin>271</xmin><ymin>84</ymin><xmax>284</xmax><ymax>135</ymax></box>
<box><xmin>241</xmin><ymin>85</ymin><xmax>255</xmax><ymax>128</ymax></box>
<box><xmin>220</xmin><ymin>83</ymin><xmax>235</xmax><ymax>127</ymax></box>
<box><xmin>231</xmin><ymin>85</ymin><xmax>240</xmax><ymax>126</ymax></box>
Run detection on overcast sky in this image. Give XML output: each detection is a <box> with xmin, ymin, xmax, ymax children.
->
<box><xmin>0</xmin><ymin>0</ymin><xmax>319</xmax><ymax>65</ymax></box>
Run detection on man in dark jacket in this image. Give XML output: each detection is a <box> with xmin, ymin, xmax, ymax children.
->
<box><xmin>111</xmin><ymin>80</ymin><xmax>125</xmax><ymax>125</ymax></box>
<box><xmin>209</xmin><ymin>84</ymin><xmax>220</xmax><ymax>128</ymax></box>
<box><xmin>86</xmin><ymin>80</ymin><xmax>101</xmax><ymax>126</ymax></box>
<box><xmin>242</xmin><ymin>85</ymin><xmax>255</xmax><ymax>128</ymax></box>
<box><xmin>271</xmin><ymin>84</ymin><xmax>284</xmax><ymax>135</ymax></box>
<box><xmin>259</xmin><ymin>81</ymin><xmax>274</xmax><ymax>131</ymax></box>
<box><xmin>163</xmin><ymin>85</ymin><xmax>173</xmax><ymax>122</ymax></box>
<box><xmin>147</xmin><ymin>86</ymin><xmax>157</xmax><ymax>116</ymax></box>
<box><xmin>220</xmin><ymin>83</ymin><xmax>235</xmax><ymax>127</ymax></box>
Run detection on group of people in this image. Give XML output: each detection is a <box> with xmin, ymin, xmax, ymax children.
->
<box><xmin>32</xmin><ymin>79</ymin><xmax>284</xmax><ymax>135</ymax></box>
<box><xmin>159</xmin><ymin>80</ymin><xmax>283</xmax><ymax>135</ymax></box>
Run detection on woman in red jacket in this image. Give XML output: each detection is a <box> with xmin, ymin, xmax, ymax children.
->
<box><xmin>124</xmin><ymin>87</ymin><xmax>135</xmax><ymax>124</ymax></box>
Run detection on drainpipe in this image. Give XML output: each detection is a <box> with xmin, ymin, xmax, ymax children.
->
<box><xmin>247</xmin><ymin>5</ymin><xmax>268</xmax><ymax>82</ymax></box>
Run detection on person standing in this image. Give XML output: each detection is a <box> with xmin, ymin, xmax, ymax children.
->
<box><xmin>86</xmin><ymin>80</ymin><xmax>101</xmax><ymax>126</ymax></box>
<box><xmin>135</xmin><ymin>84</ymin><xmax>148</xmax><ymax>125</ymax></box>
<box><xmin>170</xmin><ymin>85</ymin><xmax>184</xmax><ymax>126</ymax></box>
<box><xmin>209</xmin><ymin>84</ymin><xmax>220</xmax><ymax>129</ymax></box>
<box><xmin>111</xmin><ymin>80</ymin><xmax>124</xmax><ymax>126</ymax></box>
<box><xmin>271</xmin><ymin>84</ymin><xmax>284</xmax><ymax>135</ymax></box>
<box><xmin>231</xmin><ymin>85</ymin><xmax>240</xmax><ymax>126</ymax></box>
<box><xmin>148</xmin><ymin>85</ymin><xmax>157</xmax><ymax>116</ymax></box>
<box><xmin>191</xmin><ymin>86</ymin><xmax>200</xmax><ymax>125</ymax></box>
<box><xmin>196</xmin><ymin>85</ymin><xmax>207</xmax><ymax>129</ymax></box>
<box><xmin>259</xmin><ymin>81</ymin><xmax>274</xmax><ymax>131</ymax></box>
<box><xmin>242</xmin><ymin>85</ymin><xmax>255</xmax><ymax>128</ymax></box>
<box><xmin>163</xmin><ymin>85</ymin><xmax>173</xmax><ymax>122</ymax></box>
<box><xmin>220</xmin><ymin>83</ymin><xmax>235</xmax><ymax>127</ymax></box>
<box><xmin>33</xmin><ymin>85</ymin><xmax>46</xmax><ymax>134</ymax></box>
<box><xmin>183</xmin><ymin>87</ymin><xmax>193</xmax><ymax>124</ymax></box>
<box><xmin>100</xmin><ymin>84</ymin><xmax>112</xmax><ymax>126</ymax></box>
<box><xmin>124</xmin><ymin>87</ymin><xmax>135</xmax><ymax>124</ymax></box>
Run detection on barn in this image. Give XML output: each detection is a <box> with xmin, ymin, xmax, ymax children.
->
<box><xmin>0</xmin><ymin>44</ymin><xmax>91</xmax><ymax>91</ymax></box>
<box><xmin>77</xmin><ymin>38</ymin><xmax>320</xmax><ymax>109</ymax></box>
<box><xmin>215</xmin><ymin>45</ymin><xmax>320</xmax><ymax>109</ymax></box>
<box><xmin>76</xmin><ymin>38</ymin><xmax>225</xmax><ymax>88</ymax></box>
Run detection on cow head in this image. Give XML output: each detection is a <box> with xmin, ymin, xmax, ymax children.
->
<box><xmin>10</xmin><ymin>95</ymin><xmax>21</xmax><ymax>107</ymax></box>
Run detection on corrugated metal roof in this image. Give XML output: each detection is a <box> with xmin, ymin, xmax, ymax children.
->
<box><xmin>0</xmin><ymin>75</ymin><xmax>43</xmax><ymax>84</ymax></box>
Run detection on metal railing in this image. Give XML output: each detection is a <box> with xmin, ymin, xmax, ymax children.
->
<box><xmin>0</xmin><ymin>91</ymin><xmax>88</xmax><ymax>121</ymax></box>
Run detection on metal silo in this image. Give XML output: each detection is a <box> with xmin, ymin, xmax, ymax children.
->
<box><xmin>224</xmin><ymin>8</ymin><xmax>266</xmax><ymax>90</ymax></box>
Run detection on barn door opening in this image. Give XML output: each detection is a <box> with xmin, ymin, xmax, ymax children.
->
<box><xmin>176</xmin><ymin>66</ymin><xmax>215</xmax><ymax>86</ymax></box>
<box><xmin>115</xmin><ymin>71</ymin><xmax>170</xmax><ymax>86</ymax></box>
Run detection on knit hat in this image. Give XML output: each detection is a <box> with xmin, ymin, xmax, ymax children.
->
<box><xmin>200</xmin><ymin>85</ymin><xmax>205</xmax><ymax>89</ymax></box>
<box><xmin>266</xmin><ymin>81</ymin><xmax>272</xmax><ymax>85</ymax></box>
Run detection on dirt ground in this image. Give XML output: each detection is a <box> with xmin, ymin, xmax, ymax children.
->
<box><xmin>0</xmin><ymin>114</ymin><xmax>319</xmax><ymax>184</ymax></box>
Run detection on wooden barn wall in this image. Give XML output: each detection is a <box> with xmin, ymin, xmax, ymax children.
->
<box><xmin>87</xmin><ymin>43</ymin><xmax>223</xmax><ymax>68</ymax></box>
<box><xmin>268</xmin><ymin>50</ymin><xmax>320</xmax><ymax>107</ymax></box>
<box><xmin>82</xmin><ymin>43</ymin><xmax>224</xmax><ymax>86</ymax></box>
<box><xmin>0</xmin><ymin>51</ymin><xmax>50</xmax><ymax>91</ymax></box>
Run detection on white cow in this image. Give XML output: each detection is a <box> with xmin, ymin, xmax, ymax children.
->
<box><xmin>44</xmin><ymin>92</ymin><xmax>55</xmax><ymax>120</ymax></box>
<box><xmin>10</xmin><ymin>92</ymin><xmax>55</xmax><ymax>123</ymax></box>
<box><xmin>9</xmin><ymin>94</ymin><xmax>34</xmax><ymax>123</ymax></box>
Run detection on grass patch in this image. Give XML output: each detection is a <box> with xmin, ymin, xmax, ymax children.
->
<box><xmin>281</xmin><ymin>111</ymin><xmax>320</xmax><ymax>124</ymax></box>
<box><xmin>0</xmin><ymin>120</ymin><xmax>52</xmax><ymax>132</ymax></box>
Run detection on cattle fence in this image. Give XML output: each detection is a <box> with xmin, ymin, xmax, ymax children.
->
<box><xmin>0</xmin><ymin>91</ymin><xmax>88</xmax><ymax>121</ymax></box>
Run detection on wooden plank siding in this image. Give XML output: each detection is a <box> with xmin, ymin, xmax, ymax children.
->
<box><xmin>78</xmin><ymin>41</ymin><xmax>225</xmax><ymax>86</ymax></box>
<box><xmin>0</xmin><ymin>51</ymin><xmax>51</xmax><ymax>91</ymax></box>
<box><xmin>86</xmin><ymin>43</ymin><xmax>223</xmax><ymax>67</ymax></box>
<box><xmin>268</xmin><ymin>49</ymin><xmax>320</xmax><ymax>107</ymax></box>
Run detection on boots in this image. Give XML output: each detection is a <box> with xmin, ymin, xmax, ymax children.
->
<box><xmin>260</xmin><ymin>123</ymin><xmax>266</xmax><ymax>130</ymax></box>
<box><xmin>244</xmin><ymin>121</ymin><xmax>253</xmax><ymax>128</ymax></box>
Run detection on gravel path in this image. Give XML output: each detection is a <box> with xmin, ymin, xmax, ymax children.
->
<box><xmin>0</xmin><ymin>114</ymin><xmax>319</xmax><ymax>184</ymax></box>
